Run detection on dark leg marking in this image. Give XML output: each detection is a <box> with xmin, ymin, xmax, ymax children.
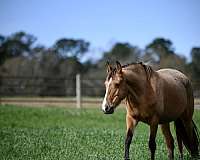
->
<box><xmin>124</xmin><ymin>129</ymin><xmax>133</xmax><ymax>160</ymax></box>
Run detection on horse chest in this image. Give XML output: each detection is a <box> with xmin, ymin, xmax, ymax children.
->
<box><xmin>129</xmin><ymin>106</ymin><xmax>152</xmax><ymax>124</ymax></box>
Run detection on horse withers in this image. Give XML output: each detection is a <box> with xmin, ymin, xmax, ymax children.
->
<box><xmin>101</xmin><ymin>61</ymin><xmax>199</xmax><ymax>160</ymax></box>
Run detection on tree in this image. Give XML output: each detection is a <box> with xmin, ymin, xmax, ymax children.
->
<box><xmin>186</xmin><ymin>47</ymin><xmax>200</xmax><ymax>97</ymax></box>
<box><xmin>145</xmin><ymin>38</ymin><xmax>186</xmax><ymax>71</ymax></box>
<box><xmin>54</xmin><ymin>38</ymin><xmax>90</xmax><ymax>59</ymax></box>
<box><xmin>10</xmin><ymin>31</ymin><xmax>36</xmax><ymax>48</ymax></box>
<box><xmin>0</xmin><ymin>31</ymin><xmax>37</xmax><ymax>65</ymax></box>
<box><xmin>0</xmin><ymin>35</ymin><xmax>6</xmax><ymax>64</ymax></box>
<box><xmin>103</xmin><ymin>42</ymin><xmax>141</xmax><ymax>64</ymax></box>
<box><xmin>146</xmin><ymin>38</ymin><xmax>174</xmax><ymax>59</ymax></box>
<box><xmin>0</xmin><ymin>35</ymin><xmax>5</xmax><ymax>46</ymax></box>
<box><xmin>190</xmin><ymin>47</ymin><xmax>200</xmax><ymax>80</ymax></box>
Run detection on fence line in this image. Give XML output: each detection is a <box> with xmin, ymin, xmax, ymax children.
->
<box><xmin>1</xmin><ymin>75</ymin><xmax>200</xmax><ymax>108</ymax></box>
<box><xmin>76</xmin><ymin>74</ymin><xmax>81</xmax><ymax>108</ymax></box>
<box><xmin>0</xmin><ymin>98</ymin><xmax>102</xmax><ymax>104</ymax></box>
<box><xmin>0</xmin><ymin>74</ymin><xmax>105</xmax><ymax>97</ymax></box>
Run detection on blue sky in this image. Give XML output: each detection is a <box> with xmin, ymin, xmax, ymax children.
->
<box><xmin>0</xmin><ymin>0</ymin><xmax>200</xmax><ymax>61</ymax></box>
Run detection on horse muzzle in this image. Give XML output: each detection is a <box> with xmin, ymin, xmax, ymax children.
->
<box><xmin>103</xmin><ymin>105</ymin><xmax>114</xmax><ymax>114</ymax></box>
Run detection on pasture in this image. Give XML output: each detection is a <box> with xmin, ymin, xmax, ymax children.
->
<box><xmin>0</xmin><ymin>104</ymin><xmax>200</xmax><ymax>160</ymax></box>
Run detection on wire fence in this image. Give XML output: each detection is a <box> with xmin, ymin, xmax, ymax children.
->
<box><xmin>0</xmin><ymin>75</ymin><xmax>200</xmax><ymax>108</ymax></box>
<box><xmin>0</xmin><ymin>75</ymin><xmax>105</xmax><ymax>97</ymax></box>
<box><xmin>1</xmin><ymin>76</ymin><xmax>200</xmax><ymax>96</ymax></box>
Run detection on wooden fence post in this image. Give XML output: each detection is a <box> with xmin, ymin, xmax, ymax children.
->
<box><xmin>76</xmin><ymin>74</ymin><xmax>81</xmax><ymax>108</ymax></box>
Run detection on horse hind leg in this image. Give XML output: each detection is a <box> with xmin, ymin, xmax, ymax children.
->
<box><xmin>176</xmin><ymin>130</ymin><xmax>183</xmax><ymax>159</ymax></box>
<box><xmin>174</xmin><ymin>122</ymin><xmax>183</xmax><ymax>159</ymax></box>
<box><xmin>161</xmin><ymin>123</ymin><xmax>174</xmax><ymax>160</ymax></box>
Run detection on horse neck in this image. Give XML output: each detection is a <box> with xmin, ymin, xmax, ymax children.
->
<box><xmin>123</xmin><ymin>69</ymin><xmax>156</xmax><ymax>107</ymax></box>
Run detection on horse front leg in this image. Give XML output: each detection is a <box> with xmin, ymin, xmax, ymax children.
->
<box><xmin>124</xmin><ymin>114</ymin><xmax>138</xmax><ymax>160</ymax></box>
<box><xmin>149</xmin><ymin>120</ymin><xmax>158</xmax><ymax>160</ymax></box>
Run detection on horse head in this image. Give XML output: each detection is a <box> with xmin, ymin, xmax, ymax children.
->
<box><xmin>102</xmin><ymin>61</ymin><xmax>128</xmax><ymax>114</ymax></box>
<box><xmin>102</xmin><ymin>61</ymin><xmax>152</xmax><ymax>114</ymax></box>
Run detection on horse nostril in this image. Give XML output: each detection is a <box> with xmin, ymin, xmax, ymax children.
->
<box><xmin>105</xmin><ymin>105</ymin><xmax>109</xmax><ymax>112</ymax></box>
<box><xmin>103</xmin><ymin>104</ymin><xmax>114</xmax><ymax>114</ymax></box>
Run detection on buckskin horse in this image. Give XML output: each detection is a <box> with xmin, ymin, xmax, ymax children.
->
<box><xmin>101</xmin><ymin>61</ymin><xmax>199</xmax><ymax>160</ymax></box>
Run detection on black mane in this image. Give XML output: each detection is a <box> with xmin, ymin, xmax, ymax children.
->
<box><xmin>121</xmin><ymin>62</ymin><xmax>138</xmax><ymax>68</ymax></box>
<box><xmin>107</xmin><ymin>61</ymin><xmax>153</xmax><ymax>81</ymax></box>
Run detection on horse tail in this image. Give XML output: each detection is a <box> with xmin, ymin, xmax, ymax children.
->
<box><xmin>184</xmin><ymin>79</ymin><xmax>200</xmax><ymax>157</ymax></box>
<box><xmin>184</xmin><ymin>79</ymin><xmax>194</xmax><ymax>114</ymax></box>
<box><xmin>191</xmin><ymin>120</ymin><xmax>200</xmax><ymax>157</ymax></box>
<box><xmin>175</xmin><ymin>118</ymin><xmax>200</xmax><ymax>158</ymax></box>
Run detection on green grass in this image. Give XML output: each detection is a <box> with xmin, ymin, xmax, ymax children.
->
<box><xmin>0</xmin><ymin>105</ymin><xmax>200</xmax><ymax>160</ymax></box>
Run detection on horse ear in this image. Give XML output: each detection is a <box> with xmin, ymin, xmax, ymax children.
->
<box><xmin>139</xmin><ymin>62</ymin><xmax>143</xmax><ymax>65</ymax></box>
<box><xmin>116</xmin><ymin>61</ymin><xmax>122</xmax><ymax>73</ymax></box>
<box><xmin>106</xmin><ymin>61</ymin><xmax>113</xmax><ymax>73</ymax></box>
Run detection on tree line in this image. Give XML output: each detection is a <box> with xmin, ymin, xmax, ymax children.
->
<box><xmin>0</xmin><ymin>31</ymin><xmax>200</xmax><ymax>97</ymax></box>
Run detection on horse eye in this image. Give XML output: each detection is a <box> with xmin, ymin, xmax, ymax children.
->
<box><xmin>115</xmin><ymin>83</ymin><xmax>120</xmax><ymax>87</ymax></box>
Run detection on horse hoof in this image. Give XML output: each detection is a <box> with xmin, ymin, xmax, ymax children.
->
<box><xmin>178</xmin><ymin>155</ymin><xmax>183</xmax><ymax>160</ymax></box>
<box><xmin>168</xmin><ymin>155</ymin><xmax>174</xmax><ymax>160</ymax></box>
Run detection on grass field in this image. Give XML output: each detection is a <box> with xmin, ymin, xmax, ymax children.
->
<box><xmin>0</xmin><ymin>105</ymin><xmax>200</xmax><ymax>160</ymax></box>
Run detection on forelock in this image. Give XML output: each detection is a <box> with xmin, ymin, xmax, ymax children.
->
<box><xmin>107</xmin><ymin>68</ymin><xmax>117</xmax><ymax>80</ymax></box>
